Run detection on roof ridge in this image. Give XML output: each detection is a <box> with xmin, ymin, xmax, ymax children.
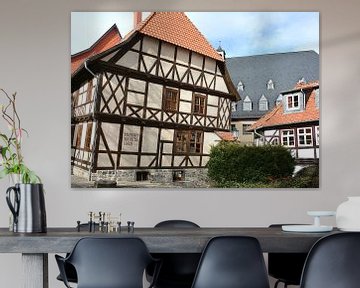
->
<box><xmin>227</xmin><ymin>50</ymin><xmax>318</xmax><ymax>60</ymax></box>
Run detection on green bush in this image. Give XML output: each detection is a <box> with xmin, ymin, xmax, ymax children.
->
<box><xmin>207</xmin><ymin>142</ymin><xmax>295</xmax><ymax>184</ymax></box>
<box><xmin>275</xmin><ymin>165</ymin><xmax>319</xmax><ymax>188</ymax></box>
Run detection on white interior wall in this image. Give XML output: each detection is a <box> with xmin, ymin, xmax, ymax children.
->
<box><xmin>0</xmin><ymin>0</ymin><xmax>360</xmax><ymax>287</ymax></box>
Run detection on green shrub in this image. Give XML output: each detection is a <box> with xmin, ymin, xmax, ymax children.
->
<box><xmin>275</xmin><ymin>165</ymin><xmax>319</xmax><ymax>188</ymax></box>
<box><xmin>207</xmin><ymin>142</ymin><xmax>295</xmax><ymax>184</ymax></box>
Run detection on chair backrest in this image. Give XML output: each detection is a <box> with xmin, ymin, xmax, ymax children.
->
<box><xmin>67</xmin><ymin>237</ymin><xmax>154</xmax><ymax>288</ymax></box>
<box><xmin>300</xmin><ymin>232</ymin><xmax>360</xmax><ymax>288</ymax></box>
<box><xmin>152</xmin><ymin>220</ymin><xmax>201</xmax><ymax>285</ymax></box>
<box><xmin>191</xmin><ymin>236</ymin><xmax>270</xmax><ymax>288</ymax></box>
<box><xmin>155</xmin><ymin>220</ymin><xmax>200</xmax><ymax>228</ymax></box>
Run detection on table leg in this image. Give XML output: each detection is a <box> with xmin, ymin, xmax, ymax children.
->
<box><xmin>22</xmin><ymin>253</ymin><xmax>48</xmax><ymax>288</ymax></box>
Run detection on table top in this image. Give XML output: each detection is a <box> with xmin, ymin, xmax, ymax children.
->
<box><xmin>0</xmin><ymin>227</ymin><xmax>340</xmax><ymax>254</ymax></box>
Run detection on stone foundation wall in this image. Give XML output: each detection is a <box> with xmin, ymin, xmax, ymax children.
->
<box><xmin>73</xmin><ymin>166</ymin><xmax>91</xmax><ymax>179</ymax></box>
<box><xmin>72</xmin><ymin>165</ymin><xmax>211</xmax><ymax>188</ymax></box>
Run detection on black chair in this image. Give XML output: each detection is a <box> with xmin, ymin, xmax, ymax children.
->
<box><xmin>56</xmin><ymin>223</ymin><xmax>99</xmax><ymax>284</ymax></box>
<box><xmin>191</xmin><ymin>236</ymin><xmax>270</xmax><ymax>288</ymax></box>
<box><xmin>55</xmin><ymin>237</ymin><xmax>160</xmax><ymax>288</ymax></box>
<box><xmin>300</xmin><ymin>232</ymin><xmax>360</xmax><ymax>288</ymax></box>
<box><xmin>268</xmin><ymin>224</ymin><xmax>308</xmax><ymax>288</ymax></box>
<box><xmin>148</xmin><ymin>220</ymin><xmax>201</xmax><ymax>288</ymax></box>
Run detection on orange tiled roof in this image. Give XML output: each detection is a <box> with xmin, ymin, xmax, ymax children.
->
<box><xmin>136</xmin><ymin>12</ymin><xmax>223</xmax><ymax>62</ymax></box>
<box><xmin>249</xmin><ymin>81</ymin><xmax>319</xmax><ymax>131</ymax></box>
<box><xmin>215</xmin><ymin>131</ymin><xmax>235</xmax><ymax>141</ymax></box>
<box><xmin>71</xmin><ymin>24</ymin><xmax>122</xmax><ymax>74</ymax></box>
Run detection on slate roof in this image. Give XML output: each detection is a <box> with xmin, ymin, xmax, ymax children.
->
<box><xmin>226</xmin><ymin>51</ymin><xmax>319</xmax><ymax>120</ymax></box>
<box><xmin>71</xmin><ymin>24</ymin><xmax>122</xmax><ymax>74</ymax></box>
<box><xmin>249</xmin><ymin>81</ymin><xmax>319</xmax><ymax>131</ymax></box>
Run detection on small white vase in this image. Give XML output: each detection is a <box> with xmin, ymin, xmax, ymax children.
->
<box><xmin>336</xmin><ymin>197</ymin><xmax>360</xmax><ymax>231</ymax></box>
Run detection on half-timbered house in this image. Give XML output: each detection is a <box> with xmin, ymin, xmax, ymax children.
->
<box><xmin>248</xmin><ymin>81</ymin><xmax>319</xmax><ymax>165</ymax></box>
<box><xmin>71</xmin><ymin>12</ymin><xmax>239</xmax><ymax>185</ymax></box>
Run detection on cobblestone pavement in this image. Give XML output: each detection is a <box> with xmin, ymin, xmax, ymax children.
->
<box><xmin>71</xmin><ymin>175</ymin><xmax>210</xmax><ymax>188</ymax></box>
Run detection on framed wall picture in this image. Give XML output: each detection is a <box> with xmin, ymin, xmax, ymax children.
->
<box><xmin>71</xmin><ymin>12</ymin><xmax>319</xmax><ymax>188</ymax></box>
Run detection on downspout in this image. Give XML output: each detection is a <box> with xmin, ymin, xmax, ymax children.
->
<box><xmin>84</xmin><ymin>60</ymin><xmax>101</xmax><ymax>181</ymax></box>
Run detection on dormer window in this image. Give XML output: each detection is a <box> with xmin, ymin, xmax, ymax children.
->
<box><xmin>243</xmin><ymin>96</ymin><xmax>252</xmax><ymax>111</ymax></box>
<box><xmin>267</xmin><ymin>79</ymin><xmax>274</xmax><ymax>90</ymax></box>
<box><xmin>298</xmin><ymin>77</ymin><xmax>306</xmax><ymax>84</ymax></box>
<box><xmin>286</xmin><ymin>94</ymin><xmax>300</xmax><ymax>110</ymax></box>
<box><xmin>259</xmin><ymin>95</ymin><xmax>268</xmax><ymax>111</ymax></box>
<box><xmin>237</xmin><ymin>81</ymin><xmax>244</xmax><ymax>91</ymax></box>
<box><xmin>231</xmin><ymin>102</ymin><xmax>238</xmax><ymax>112</ymax></box>
<box><xmin>276</xmin><ymin>94</ymin><xmax>283</xmax><ymax>106</ymax></box>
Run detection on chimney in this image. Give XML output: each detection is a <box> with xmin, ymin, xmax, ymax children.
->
<box><xmin>134</xmin><ymin>12</ymin><xmax>142</xmax><ymax>28</ymax></box>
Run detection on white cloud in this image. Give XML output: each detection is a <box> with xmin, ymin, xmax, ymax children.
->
<box><xmin>186</xmin><ymin>12</ymin><xmax>319</xmax><ymax>57</ymax></box>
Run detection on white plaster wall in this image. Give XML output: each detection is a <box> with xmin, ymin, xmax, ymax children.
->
<box><xmin>0</xmin><ymin>0</ymin><xmax>360</xmax><ymax>287</ymax></box>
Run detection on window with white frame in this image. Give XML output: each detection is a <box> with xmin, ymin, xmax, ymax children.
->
<box><xmin>243</xmin><ymin>96</ymin><xmax>252</xmax><ymax>111</ymax></box>
<box><xmin>267</xmin><ymin>79</ymin><xmax>274</xmax><ymax>90</ymax></box>
<box><xmin>259</xmin><ymin>95</ymin><xmax>268</xmax><ymax>111</ymax></box>
<box><xmin>281</xmin><ymin>129</ymin><xmax>295</xmax><ymax>147</ymax></box>
<box><xmin>315</xmin><ymin>126</ymin><xmax>319</xmax><ymax>145</ymax></box>
<box><xmin>286</xmin><ymin>94</ymin><xmax>300</xmax><ymax>110</ymax></box>
<box><xmin>298</xmin><ymin>127</ymin><xmax>313</xmax><ymax>146</ymax></box>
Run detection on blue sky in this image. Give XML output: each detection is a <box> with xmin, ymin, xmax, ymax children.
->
<box><xmin>71</xmin><ymin>12</ymin><xmax>319</xmax><ymax>57</ymax></box>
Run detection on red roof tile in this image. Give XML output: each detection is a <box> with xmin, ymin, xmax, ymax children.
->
<box><xmin>71</xmin><ymin>24</ymin><xmax>122</xmax><ymax>74</ymax></box>
<box><xmin>215</xmin><ymin>131</ymin><xmax>235</xmax><ymax>141</ymax></box>
<box><xmin>249</xmin><ymin>81</ymin><xmax>319</xmax><ymax>131</ymax></box>
<box><xmin>136</xmin><ymin>12</ymin><xmax>223</xmax><ymax>61</ymax></box>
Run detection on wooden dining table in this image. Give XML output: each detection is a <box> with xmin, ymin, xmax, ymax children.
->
<box><xmin>0</xmin><ymin>226</ymin><xmax>339</xmax><ymax>288</ymax></box>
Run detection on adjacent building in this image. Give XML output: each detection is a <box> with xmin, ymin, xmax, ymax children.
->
<box><xmin>71</xmin><ymin>12</ymin><xmax>239</xmax><ymax>184</ymax></box>
<box><xmin>226</xmin><ymin>51</ymin><xmax>319</xmax><ymax>143</ymax></box>
<box><xmin>248</xmin><ymin>81</ymin><xmax>319</xmax><ymax>165</ymax></box>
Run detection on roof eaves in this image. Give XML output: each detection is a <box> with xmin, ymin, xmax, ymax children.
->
<box><xmin>251</xmin><ymin>119</ymin><xmax>320</xmax><ymax>131</ymax></box>
<box><xmin>223</xmin><ymin>65</ymin><xmax>240</xmax><ymax>101</ymax></box>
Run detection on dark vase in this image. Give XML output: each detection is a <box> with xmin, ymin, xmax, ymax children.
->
<box><xmin>6</xmin><ymin>183</ymin><xmax>47</xmax><ymax>233</ymax></box>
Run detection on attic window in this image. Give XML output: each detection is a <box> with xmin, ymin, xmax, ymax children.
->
<box><xmin>259</xmin><ymin>95</ymin><xmax>268</xmax><ymax>111</ymax></box>
<box><xmin>286</xmin><ymin>94</ymin><xmax>299</xmax><ymax>110</ymax></box>
<box><xmin>243</xmin><ymin>96</ymin><xmax>252</xmax><ymax>111</ymax></box>
<box><xmin>237</xmin><ymin>81</ymin><xmax>244</xmax><ymax>91</ymax></box>
<box><xmin>267</xmin><ymin>79</ymin><xmax>274</xmax><ymax>90</ymax></box>
<box><xmin>231</xmin><ymin>102</ymin><xmax>238</xmax><ymax>112</ymax></box>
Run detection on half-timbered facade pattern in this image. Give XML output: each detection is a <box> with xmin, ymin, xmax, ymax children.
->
<box><xmin>71</xmin><ymin>12</ymin><xmax>239</xmax><ymax>182</ymax></box>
